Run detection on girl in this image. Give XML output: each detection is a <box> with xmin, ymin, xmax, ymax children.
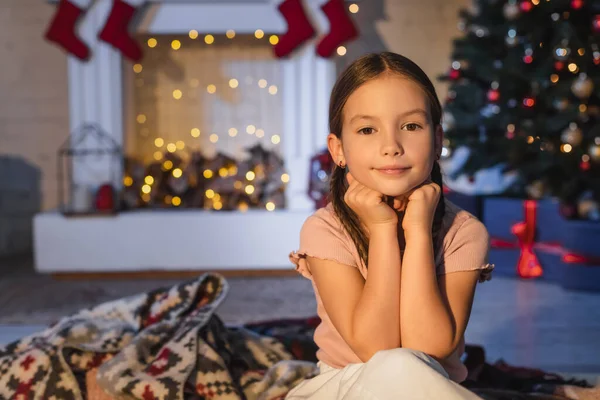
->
<box><xmin>287</xmin><ymin>52</ymin><xmax>493</xmax><ymax>399</ymax></box>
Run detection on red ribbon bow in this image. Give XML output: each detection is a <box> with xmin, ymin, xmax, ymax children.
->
<box><xmin>491</xmin><ymin>200</ymin><xmax>599</xmax><ymax>279</ymax></box>
<box><xmin>490</xmin><ymin>200</ymin><xmax>543</xmax><ymax>278</ymax></box>
<box><xmin>511</xmin><ymin>200</ymin><xmax>543</xmax><ymax>278</ymax></box>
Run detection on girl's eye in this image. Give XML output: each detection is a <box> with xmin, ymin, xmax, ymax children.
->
<box><xmin>402</xmin><ymin>123</ymin><xmax>422</xmax><ymax>131</ymax></box>
<box><xmin>358</xmin><ymin>127</ymin><xmax>375</xmax><ymax>135</ymax></box>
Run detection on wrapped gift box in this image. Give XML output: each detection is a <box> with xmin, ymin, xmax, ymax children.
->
<box><xmin>483</xmin><ymin>197</ymin><xmax>566</xmax><ymax>283</ymax></box>
<box><xmin>560</xmin><ymin>219</ymin><xmax>600</xmax><ymax>292</ymax></box>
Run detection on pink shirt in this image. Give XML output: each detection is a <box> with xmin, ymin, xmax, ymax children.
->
<box><xmin>289</xmin><ymin>199</ymin><xmax>493</xmax><ymax>383</ymax></box>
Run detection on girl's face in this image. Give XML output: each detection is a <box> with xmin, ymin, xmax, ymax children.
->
<box><xmin>328</xmin><ymin>74</ymin><xmax>442</xmax><ymax>198</ymax></box>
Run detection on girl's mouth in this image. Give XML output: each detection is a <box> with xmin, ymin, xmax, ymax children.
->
<box><xmin>375</xmin><ymin>167</ymin><xmax>411</xmax><ymax>176</ymax></box>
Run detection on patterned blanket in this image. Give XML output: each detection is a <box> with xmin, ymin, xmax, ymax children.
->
<box><xmin>1</xmin><ymin>273</ymin><xmax>598</xmax><ymax>400</ymax></box>
<box><xmin>0</xmin><ymin>274</ymin><xmax>317</xmax><ymax>400</ymax></box>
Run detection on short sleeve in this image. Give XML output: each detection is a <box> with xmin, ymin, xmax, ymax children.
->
<box><xmin>289</xmin><ymin>211</ymin><xmax>358</xmax><ymax>279</ymax></box>
<box><xmin>437</xmin><ymin>216</ymin><xmax>494</xmax><ymax>282</ymax></box>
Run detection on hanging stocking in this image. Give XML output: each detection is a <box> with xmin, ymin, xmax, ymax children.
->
<box><xmin>316</xmin><ymin>0</ymin><xmax>359</xmax><ymax>58</ymax></box>
<box><xmin>45</xmin><ymin>0</ymin><xmax>92</xmax><ymax>61</ymax></box>
<box><xmin>98</xmin><ymin>0</ymin><xmax>146</xmax><ymax>62</ymax></box>
<box><xmin>273</xmin><ymin>0</ymin><xmax>316</xmax><ymax>58</ymax></box>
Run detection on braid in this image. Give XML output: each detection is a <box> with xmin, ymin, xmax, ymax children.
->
<box><xmin>431</xmin><ymin>161</ymin><xmax>446</xmax><ymax>247</ymax></box>
<box><xmin>329</xmin><ymin>165</ymin><xmax>370</xmax><ymax>264</ymax></box>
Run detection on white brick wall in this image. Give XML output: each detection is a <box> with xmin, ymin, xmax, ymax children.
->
<box><xmin>0</xmin><ymin>0</ymin><xmax>69</xmax><ymax>256</ymax></box>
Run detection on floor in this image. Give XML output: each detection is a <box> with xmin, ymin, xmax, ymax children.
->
<box><xmin>1</xmin><ymin>255</ymin><xmax>600</xmax><ymax>378</ymax></box>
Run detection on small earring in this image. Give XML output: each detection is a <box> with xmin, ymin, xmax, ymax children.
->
<box><xmin>339</xmin><ymin>160</ymin><xmax>345</xmax><ymax>168</ymax></box>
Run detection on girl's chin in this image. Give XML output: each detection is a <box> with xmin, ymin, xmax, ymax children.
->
<box><xmin>376</xmin><ymin>183</ymin><xmax>419</xmax><ymax>198</ymax></box>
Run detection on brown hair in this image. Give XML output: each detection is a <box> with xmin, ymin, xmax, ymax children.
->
<box><xmin>329</xmin><ymin>52</ymin><xmax>445</xmax><ymax>264</ymax></box>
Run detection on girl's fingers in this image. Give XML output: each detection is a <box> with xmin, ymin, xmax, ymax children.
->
<box><xmin>344</xmin><ymin>172</ymin><xmax>387</xmax><ymax>207</ymax></box>
<box><xmin>392</xmin><ymin>197</ymin><xmax>404</xmax><ymax>211</ymax></box>
<box><xmin>353</xmin><ymin>184</ymin><xmax>371</xmax><ymax>204</ymax></box>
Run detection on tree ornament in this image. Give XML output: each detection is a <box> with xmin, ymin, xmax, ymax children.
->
<box><xmin>503</xmin><ymin>1</ymin><xmax>521</xmax><ymax>19</ymax></box>
<box><xmin>571</xmin><ymin>0</ymin><xmax>584</xmax><ymax>9</ymax></box>
<box><xmin>592</xmin><ymin>44</ymin><xmax>600</xmax><ymax>65</ymax></box>
<box><xmin>523</xmin><ymin>96</ymin><xmax>535</xmax><ymax>107</ymax></box>
<box><xmin>506</xmin><ymin>36</ymin><xmax>519</xmax><ymax>47</ymax></box>
<box><xmin>520</xmin><ymin>1</ymin><xmax>533</xmax><ymax>13</ymax></box>
<box><xmin>578</xmin><ymin>192</ymin><xmax>600</xmax><ymax>221</ymax></box>
<box><xmin>553</xmin><ymin>40</ymin><xmax>571</xmax><ymax>61</ymax></box>
<box><xmin>505</xmin><ymin>28</ymin><xmax>519</xmax><ymax>47</ymax></box>
<box><xmin>593</xmin><ymin>15</ymin><xmax>600</xmax><ymax>32</ymax></box>
<box><xmin>561</xmin><ymin>123</ymin><xmax>583</xmax><ymax>146</ymax></box>
<box><xmin>441</xmin><ymin>146</ymin><xmax>452</xmax><ymax>159</ymax></box>
<box><xmin>571</xmin><ymin>74</ymin><xmax>594</xmax><ymax>99</ymax></box>
<box><xmin>525</xmin><ymin>180</ymin><xmax>545</xmax><ymax>199</ymax></box>
<box><xmin>580</xmin><ymin>160</ymin><xmax>591</xmax><ymax>171</ymax></box>
<box><xmin>470</xmin><ymin>24</ymin><xmax>490</xmax><ymax>38</ymax></box>
<box><xmin>442</xmin><ymin>111</ymin><xmax>456</xmax><ymax>131</ymax></box>
<box><xmin>589</xmin><ymin>141</ymin><xmax>600</xmax><ymax>162</ymax></box>
<box><xmin>458</xmin><ymin>60</ymin><xmax>470</xmax><ymax>69</ymax></box>
<box><xmin>487</xmin><ymin>89</ymin><xmax>500</xmax><ymax>102</ymax></box>
<box><xmin>447</xmin><ymin>90</ymin><xmax>457</xmax><ymax>102</ymax></box>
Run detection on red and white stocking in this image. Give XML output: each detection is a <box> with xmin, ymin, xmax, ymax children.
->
<box><xmin>316</xmin><ymin>0</ymin><xmax>359</xmax><ymax>58</ymax></box>
<box><xmin>98</xmin><ymin>0</ymin><xmax>146</xmax><ymax>62</ymax></box>
<box><xmin>45</xmin><ymin>0</ymin><xmax>93</xmax><ymax>61</ymax></box>
<box><xmin>273</xmin><ymin>0</ymin><xmax>316</xmax><ymax>58</ymax></box>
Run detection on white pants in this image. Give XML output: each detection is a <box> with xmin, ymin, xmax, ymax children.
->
<box><xmin>285</xmin><ymin>348</ymin><xmax>482</xmax><ymax>400</ymax></box>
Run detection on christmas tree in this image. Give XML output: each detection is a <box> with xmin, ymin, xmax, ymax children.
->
<box><xmin>440</xmin><ymin>0</ymin><xmax>600</xmax><ymax>220</ymax></box>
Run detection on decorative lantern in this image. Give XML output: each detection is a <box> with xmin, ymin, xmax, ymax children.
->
<box><xmin>57</xmin><ymin>123</ymin><xmax>123</xmax><ymax>216</ymax></box>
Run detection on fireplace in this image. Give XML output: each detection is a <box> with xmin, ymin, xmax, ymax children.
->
<box><xmin>122</xmin><ymin>32</ymin><xmax>290</xmax><ymax>212</ymax></box>
<box><xmin>34</xmin><ymin>0</ymin><xmax>336</xmax><ymax>272</ymax></box>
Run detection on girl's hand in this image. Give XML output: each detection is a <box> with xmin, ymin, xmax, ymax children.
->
<box><xmin>345</xmin><ymin>172</ymin><xmax>398</xmax><ymax>233</ymax></box>
<box><xmin>401</xmin><ymin>180</ymin><xmax>441</xmax><ymax>235</ymax></box>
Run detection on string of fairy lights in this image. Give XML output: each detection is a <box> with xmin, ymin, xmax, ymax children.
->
<box><xmin>122</xmin><ymin>3</ymin><xmax>361</xmax><ymax>210</ymax></box>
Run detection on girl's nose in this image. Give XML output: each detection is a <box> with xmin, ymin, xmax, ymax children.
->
<box><xmin>381</xmin><ymin>133</ymin><xmax>403</xmax><ymax>157</ymax></box>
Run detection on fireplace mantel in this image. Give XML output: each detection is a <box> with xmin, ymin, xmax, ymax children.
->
<box><xmin>35</xmin><ymin>0</ymin><xmax>337</xmax><ymax>272</ymax></box>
